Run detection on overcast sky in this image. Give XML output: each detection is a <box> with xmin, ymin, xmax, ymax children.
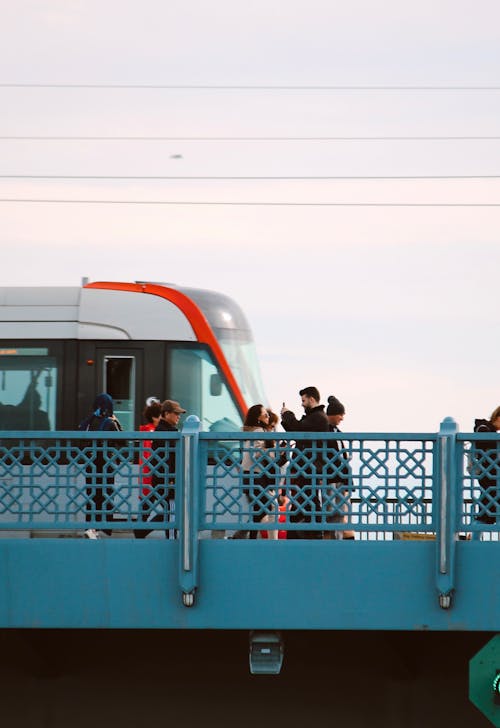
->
<box><xmin>1</xmin><ymin>1</ymin><xmax>500</xmax><ymax>431</ymax></box>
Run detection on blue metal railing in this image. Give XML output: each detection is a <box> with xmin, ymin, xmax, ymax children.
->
<box><xmin>200</xmin><ymin>430</ymin><xmax>438</xmax><ymax>535</ymax></box>
<box><xmin>0</xmin><ymin>430</ymin><xmax>182</xmax><ymax>532</ymax></box>
<box><xmin>1</xmin><ymin>417</ymin><xmax>497</xmax><ymax>538</ymax></box>
<box><xmin>0</xmin><ymin>415</ymin><xmax>498</xmax><ymax>609</ymax></box>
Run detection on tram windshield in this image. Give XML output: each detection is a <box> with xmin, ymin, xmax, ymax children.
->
<box><xmin>169</xmin><ymin>345</ymin><xmax>243</xmax><ymax>432</ymax></box>
<box><xmin>176</xmin><ymin>284</ymin><xmax>268</xmax><ymax>411</ymax></box>
<box><xmin>217</xmin><ymin>330</ymin><xmax>267</xmax><ymax>407</ymax></box>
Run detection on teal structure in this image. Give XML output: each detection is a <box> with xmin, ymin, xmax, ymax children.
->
<box><xmin>0</xmin><ymin>416</ymin><xmax>499</xmax><ymax>630</ymax></box>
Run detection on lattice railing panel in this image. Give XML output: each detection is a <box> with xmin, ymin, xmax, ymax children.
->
<box><xmin>0</xmin><ymin>433</ymin><xmax>181</xmax><ymax>531</ymax></box>
<box><xmin>200</xmin><ymin>433</ymin><xmax>437</xmax><ymax>536</ymax></box>
<box><xmin>458</xmin><ymin>435</ymin><xmax>500</xmax><ymax>536</ymax></box>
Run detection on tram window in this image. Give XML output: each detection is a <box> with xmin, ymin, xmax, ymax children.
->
<box><xmin>104</xmin><ymin>356</ymin><xmax>135</xmax><ymax>431</ymax></box>
<box><xmin>0</xmin><ymin>349</ymin><xmax>57</xmax><ymax>430</ymax></box>
<box><xmin>169</xmin><ymin>347</ymin><xmax>242</xmax><ymax>431</ymax></box>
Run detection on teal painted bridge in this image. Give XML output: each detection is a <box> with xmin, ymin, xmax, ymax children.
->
<box><xmin>0</xmin><ymin>416</ymin><xmax>499</xmax><ymax>630</ymax></box>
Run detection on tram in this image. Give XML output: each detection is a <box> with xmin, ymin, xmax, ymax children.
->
<box><xmin>0</xmin><ymin>281</ymin><xmax>266</xmax><ymax>431</ymax></box>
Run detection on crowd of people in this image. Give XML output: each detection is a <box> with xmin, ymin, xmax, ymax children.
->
<box><xmin>78</xmin><ymin>387</ymin><xmax>500</xmax><ymax>539</ymax></box>
<box><xmin>79</xmin><ymin>394</ymin><xmax>185</xmax><ymax>540</ymax></box>
<box><xmin>233</xmin><ymin>387</ymin><xmax>354</xmax><ymax>540</ymax></box>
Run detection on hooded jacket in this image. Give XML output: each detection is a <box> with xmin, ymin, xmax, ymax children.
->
<box><xmin>78</xmin><ymin>393</ymin><xmax>122</xmax><ymax>473</ymax></box>
<box><xmin>79</xmin><ymin>393</ymin><xmax>122</xmax><ymax>433</ymax></box>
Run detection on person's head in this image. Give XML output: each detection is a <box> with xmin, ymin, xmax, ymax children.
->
<box><xmin>244</xmin><ymin>404</ymin><xmax>269</xmax><ymax>428</ymax></box>
<box><xmin>299</xmin><ymin>386</ymin><xmax>320</xmax><ymax>411</ymax></box>
<box><xmin>490</xmin><ymin>406</ymin><xmax>500</xmax><ymax>429</ymax></box>
<box><xmin>160</xmin><ymin>399</ymin><xmax>186</xmax><ymax>426</ymax></box>
<box><xmin>143</xmin><ymin>401</ymin><xmax>161</xmax><ymax>425</ymax></box>
<box><xmin>266</xmin><ymin>409</ymin><xmax>279</xmax><ymax>430</ymax></box>
<box><xmin>93</xmin><ymin>392</ymin><xmax>114</xmax><ymax>417</ymax></box>
<box><xmin>326</xmin><ymin>395</ymin><xmax>345</xmax><ymax>427</ymax></box>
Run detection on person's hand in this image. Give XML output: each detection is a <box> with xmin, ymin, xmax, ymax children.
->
<box><xmin>280</xmin><ymin>405</ymin><xmax>290</xmax><ymax>416</ymax></box>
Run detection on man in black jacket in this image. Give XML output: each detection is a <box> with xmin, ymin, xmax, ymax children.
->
<box><xmin>134</xmin><ymin>399</ymin><xmax>186</xmax><ymax>539</ymax></box>
<box><xmin>281</xmin><ymin>386</ymin><xmax>329</xmax><ymax>539</ymax></box>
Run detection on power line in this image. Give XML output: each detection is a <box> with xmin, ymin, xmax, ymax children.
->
<box><xmin>4</xmin><ymin>136</ymin><xmax>500</xmax><ymax>142</ymax></box>
<box><xmin>3</xmin><ymin>136</ymin><xmax>500</xmax><ymax>142</ymax></box>
<box><xmin>2</xmin><ymin>174</ymin><xmax>500</xmax><ymax>181</ymax></box>
<box><xmin>1</xmin><ymin>198</ymin><xmax>499</xmax><ymax>207</ymax></box>
<box><xmin>1</xmin><ymin>84</ymin><xmax>500</xmax><ymax>91</ymax></box>
<box><xmin>1</xmin><ymin>135</ymin><xmax>500</xmax><ymax>142</ymax></box>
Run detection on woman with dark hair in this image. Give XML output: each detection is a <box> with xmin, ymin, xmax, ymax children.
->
<box><xmin>234</xmin><ymin>404</ymin><xmax>278</xmax><ymax>539</ymax></box>
<box><xmin>135</xmin><ymin>398</ymin><xmax>186</xmax><ymax>539</ymax></box>
<box><xmin>266</xmin><ymin>408</ymin><xmax>279</xmax><ymax>431</ymax></box>
<box><xmin>134</xmin><ymin>399</ymin><xmax>162</xmax><ymax>538</ymax></box>
<box><xmin>139</xmin><ymin>399</ymin><xmax>162</xmax><ymax>495</ymax></box>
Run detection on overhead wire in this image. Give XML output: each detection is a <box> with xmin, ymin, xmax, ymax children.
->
<box><xmin>1</xmin><ymin>135</ymin><xmax>500</xmax><ymax>142</ymax></box>
<box><xmin>0</xmin><ymin>198</ymin><xmax>499</xmax><ymax>207</ymax></box>
<box><xmin>1</xmin><ymin>174</ymin><xmax>500</xmax><ymax>180</ymax></box>
<box><xmin>2</xmin><ymin>87</ymin><xmax>498</xmax><ymax>199</ymax></box>
<box><xmin>1</xmin><ymin>83</ymin><xmax>500</xmax><ymax>91</ymax></box>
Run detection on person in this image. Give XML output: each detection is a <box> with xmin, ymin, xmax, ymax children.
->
<box><xmin>134</xmin><ymin>398</ymin><xmax>162</xmax><ymax>538</ymax></box>
<box><xmin>1</xmin><ymin>377</ymin><xmax>51</xmax><ymax>430</ymax></box>
<box><xmin>324</xmin><ymin>395</ymin><xmax>354</xmax><ymax>540</ymax></box>
<box><xmin>261</xmin><ymin>493</ymin><xmax>289</xmax><ymax>540</ymax></box>
<box><xmin>281</xmin><ymin>386</ymin><xmax>329</xmax><ymax>539</ymax></box>
<box><xmin>473</xmin><ymin>407</ymin><xmax>500</xmax><ymax>524</ymax></box>
<box><xmin>262</xmin><ymin>408</ymin><xmax>280</xmax><ymax>539</ymax></box>
<box><xmin>234</xmin><ymin>404</ymin><xmax>278</xmax><ymax>540</ymax></box>
<box><xmin>134</xmin><ymin>399</ymin><xmax>186</xmax><ymax>539</ymax></box>
<box><xmin>78</xmin><ymin>393</ymin><xmax>123</xmax><ymax>539</ymax></box>
<box><xmin>266</xmin><ymin>409</ymin><xmax>279</xmax><ymax>431</ymax></box>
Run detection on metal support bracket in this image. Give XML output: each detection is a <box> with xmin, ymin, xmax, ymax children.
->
<box><xmin>436</xmin><ymin>417</ymin><xmax>458</xmax><ymax>610</ymax></box>
<box><xmin>179</xmin><ymin>416</ymin><xmax>201</xmax><ymax>608</ymax></box>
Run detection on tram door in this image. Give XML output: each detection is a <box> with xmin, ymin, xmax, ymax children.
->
<box><xmin>96</xmin><ymin>350</ymin><xmax>143</xmax><ymax>431</ymax></box>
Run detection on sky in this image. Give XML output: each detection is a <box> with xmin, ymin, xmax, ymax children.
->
<box><xmin>1</xmin><ymin>1</ymin><xmax>500</xmax><ymax>432</ymax></box>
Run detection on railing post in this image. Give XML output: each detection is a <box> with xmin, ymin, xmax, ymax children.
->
<box><xmin>179</xmin><ymin>415</ymin><xmax>201</xmax><ymax>607</ymax></box>
<box><xmin>436</xmin><ymin>416</ymin><xmax>459</xmax><ymax>609</ymax></box>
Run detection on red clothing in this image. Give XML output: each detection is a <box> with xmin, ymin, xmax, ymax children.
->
<box><xmin>260</xmin><ymin>499</ymin><xmax>288</xmax><ymax>540</ymax></box>
<box><xmin>278</xmin><ymin>501</ymin><xmax>288</xmax><ymax>540</ymax></box>
<box><xmin>139</xmin><ymin>423</ymin><xmax>156</xmax><ymax>497</ymax></box>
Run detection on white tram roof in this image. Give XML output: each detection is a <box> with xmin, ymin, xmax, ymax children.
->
<box><xmin>0</xmin><ymin>283</ymin><xmax>251</xmax><ymax>342</ymax></box>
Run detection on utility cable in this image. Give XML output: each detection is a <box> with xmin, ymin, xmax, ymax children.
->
<box><xmin>1</xmin><ymin>83</ymin><xmax>500</xmax><ymax>91</ymax></box>
<box><xmin>1</xmin><ymin>198</ymin><xmax>499</xmax><ymax>207</ymax></box>
<box><xmin>1</xmin><ymin>135</ymin><xmax>500</xmax><ymax>142</ymax></box>
<box><xmin>2</xmin><ymin>174</ymin><xmax>500</xmax><ymax>181</ymax></box>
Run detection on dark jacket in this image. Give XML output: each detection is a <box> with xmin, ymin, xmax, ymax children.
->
<box><xmin>78</xmin><ymin>393</ymin><xmax>122</xmax><ymax>472</ymax></box>
<box><xmin>79</xmin><ymin>393</ymin><xmax>121</xmax><ymax>431</ymax></box>
<box><xmin>326</xmin><ymin>424</ymin><xmax>350</xmax><ymax>486</ymax></box>
<box><xmin>281</xmin><ymin>405</ymin><xmax>329</xmax><ymax>471</ymax></box>
<box><xmin>281</xmin><ymin>405</ymin><xmax>328</xmax><ymax>436</ymax></box>
<box><xmin>151</xmin><ymin>419</ymin><xmax>178</xmax><ymax>490</ymax></box>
